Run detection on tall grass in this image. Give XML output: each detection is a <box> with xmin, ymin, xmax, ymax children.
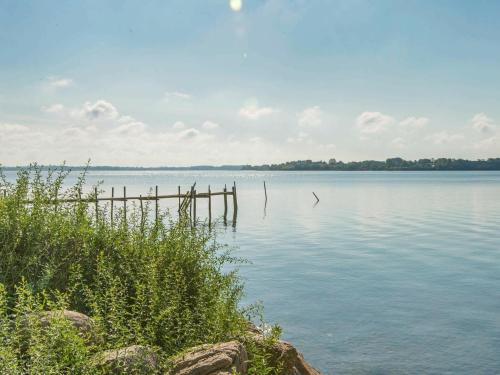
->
<box><xmin>0</xmin><ymin>165</ymin><xmax>251</xmax><ymax>372</ymax></box>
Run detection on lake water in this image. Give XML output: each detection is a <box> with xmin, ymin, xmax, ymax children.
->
<box><xmin>5</xmin><ymin>170</ymin><xmax>500</xmax><ymax>374</ymax></box>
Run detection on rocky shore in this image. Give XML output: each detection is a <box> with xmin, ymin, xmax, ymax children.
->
<box><xmin>43</xmin><ymin>309</ymin><xmax>321</xmax><ymax>374</ymax></box>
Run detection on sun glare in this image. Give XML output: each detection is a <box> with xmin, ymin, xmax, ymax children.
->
<box><xmin>229</xmin><ymin>0</ymin><xmax>242</xmax><ymax>12</ymax></box>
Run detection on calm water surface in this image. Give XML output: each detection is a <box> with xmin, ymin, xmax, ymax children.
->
<box><xmin>6</xmin><ymin>170</ymin><xmax>500</xmax><ymax>374</ymax></box>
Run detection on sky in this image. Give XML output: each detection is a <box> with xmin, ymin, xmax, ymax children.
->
<box><xmin>1</xmin><ymin>0</ymin><xmax>500</xmax><ymax>166</ymax></box>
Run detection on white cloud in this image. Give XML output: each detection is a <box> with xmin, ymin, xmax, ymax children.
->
<box><xmin>172</xmin><ymin>121</ymin><xmax>186</xmax><ymax>130</ymax></box>
<box><xmin>178</xmin><ymin>128</ymin><xmax>200</xmax><ymax>140</ymax></box>
<box><xmin>356</xmin><ymin>111</ymin><xmax>394</xmax><ymax>134</ymax></box>
<box><xmin>391</xmin><ymin>137</ymin><xmax>407</xmax><ymax>149</ymax></box>
<box><xmin>42</xmin><ymin>104</ymin><xmax>65</xmax><ymax>114</ymax></box>
<box><xmin>286</xmin><ymin>131</ymin><xmax>309</xmax><ymax>144</ymax></box>
<box><xmin>47</xmin><ymin>77</ymin><xmax>73</xmax><ymax>88</ymax></box>
<box><xmin>202</xmin><ymin>121</ymin><xmax>220</xmax><ymax>130</ymax></box>
<box><xmin>78</xmin><ymin>100</ymin><xmax>119</xmax><ymax>120</ymax></box>
<box><xmin>0</xmin><ymin>123</ymin><xmax>29</xmax><ymax>134</ymax></box>
<box><xmin>238</xmin><ymin>103</ymin><xmax>277</xmax><ymax>120</ymax></box>
<box><xmin>399</xmin><ymin>117</ymin><xmax>429</xmax><ymax>131</ymax></box>
<box><xmin>426</xmin><ymin>131</ymin><xmax>464</xmax><ymax>145</ymax></box>
<box><xmin>297</xmin><ymin>106</ymin><xmax>322</xmax><ymax>127</ymax></box>
<box><xmin>164</xmin><ymin>91</ymin><xmax>192</xmax><ymax>102</ymax></box>
<box><xmin>110</xmin><ymin>121</ymin><xmax>147</xmax><ymax>136</ymax></box>
<box><xmin>6</xmin><ymin>100</ymin><xmax>498</xmax><ymax>167</ymax></box>
<box><xmin>471</xmin><ymin>113</ymin><xmax>495</xmax><ymax>133</ymax></box>
<box><xmin>474</xmin><ymin>135</ymin><xmax>500</xmax><ymax>150</ymax></box>
<box><xmin>118</xmin><ymin>115</ymin><xmax>135</xmax><ymax>123</ymax></box>
<box><xmin>1</xmin><ymin>115</ymin><xmax>291</xmax><ymax>166</ymax></box>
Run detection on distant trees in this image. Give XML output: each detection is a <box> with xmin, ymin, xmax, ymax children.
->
<box><xmin>242</xmin><ymin>158</ymin><xmax>500</xmax><ymax>171</ymax></box>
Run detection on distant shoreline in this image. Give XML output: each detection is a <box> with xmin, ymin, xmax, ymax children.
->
<box><xmin>2</xmin><ymin>157</ymin><xmax>500</xmax><ymax>171</ymax></box>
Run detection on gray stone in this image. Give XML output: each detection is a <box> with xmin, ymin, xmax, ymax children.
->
<box><xmin>38</xmin><ymin>310</ymin><xmax>93</xmax><ymax>334</ymax></box>
<box><xmin>170</xmin><ymin>341</ymin><xmax>247</xmax><ymax>375</ymax></box>
<box><xmin>245</xmin><ymin>328</ymin><xmax>321</xmax><ymax>375</ymax></box>
<box><xmin>95</xmin><ymin>345</ymin><xmax>159</xmax><ymax>374</ymax></box>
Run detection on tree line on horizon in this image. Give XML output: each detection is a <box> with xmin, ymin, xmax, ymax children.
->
<box><xmin>2</xmin><ymin>157</ymin><xmax>500</xmax><ymax>171</ymax></box>
<box><xmin>241</xmin><ymin>157</ymin><xmax>500</xmax><ymax>171</ymax></box>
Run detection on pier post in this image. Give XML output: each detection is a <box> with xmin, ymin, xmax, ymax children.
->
<box><xmin>208</xmin><ymin>185</ymin><xmax>212</xmax><ymax>227</ymax></box>
<box><xmin>189</xmin><ymin>186</ymin><xmax>193</xmax><ymax>222</ymax></box>
<box><xmin>94</xmin><ymin>187</ymin><xmax>98</xmax><ymax>223</ymax></box>
<box><xmin>123</xmin><ymin>186</ymin><xmax>127</xmax><ymax>227</ymax></box>
<box><xmin>178</xmin><ymin>186</ymin><xmax>181</xmax><ymax>212</ymax></box>
<box><xmin>155</xmin><ymin>185</ymin><xmax>159</xmax><ymax>225</ymax></box>
<box><xmin>232</xmin><ymin>182</ymin><xmax>237</xmax><ymax>226</ymax></box>
<box><xmin>193</xmin><ymin>190</ymin><xmax>197</xmax><ymax>225</ymax></box>
<box><xmin>140</xmin><ymin>194</ymin><xmax>144</xmax><ymax>231</ymax></box>
<box><xmin>223</xmin><ymin>185</ymin><xmax>228</xmax><ymax>224</ymax></box>
<box><xmin>111</xmin><ymin>187</ymin><xmax>114</xmax><ymax>227</ymax></box>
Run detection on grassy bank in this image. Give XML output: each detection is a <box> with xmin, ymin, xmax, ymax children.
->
<box><xmin>0</xmin><ymin>165</ymin><xmax>274</xmax><ymax>374</ymax></box>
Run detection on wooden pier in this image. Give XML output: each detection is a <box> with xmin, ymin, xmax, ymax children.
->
<box><xmin>19</xmin><ymin>182</ymin><xmax>238</xmax><ymax>227</ymax></box>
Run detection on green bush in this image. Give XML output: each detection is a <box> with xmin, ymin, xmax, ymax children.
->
<box><xmin>0</xmin><ymin>165</ymin><xmax>255</xmax><ymax>373</ymax></box>
<box><xmin>0</xmin><ymin>281</ymin><xmax>99</xmax><ymax>374</ymax></box>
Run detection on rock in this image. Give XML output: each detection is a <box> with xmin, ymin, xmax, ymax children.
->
<box><xmin>294</xmin><ymin>352</ymin><xmax>321</xmax><ymax>375</ymax></box>
<box><xmin>95</xmin><ymin>345</ymin><xmax>159</xmax><ymax>374</ymax></box>
<box><xmin>170</xmin><ymin>341</ymin><xmax>247</xmax><ymax>375</ymax></box>
<box><xmin>246</xmin><ymin>328</ymin><xmax>321</xmax><ymax>375</ymax></box>
<box><xmin>34</xmin><ymin>309</ymin><xmax>103</xmax><ymax>344</ymax></box>
<box><xmin>38</xmin><ymin>310</ymin><xmax>93</xmax><ymax>335</ymax></box>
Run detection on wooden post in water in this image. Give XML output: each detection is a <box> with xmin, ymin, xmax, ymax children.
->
<box><xmin>232</xmin><ymin>182</ymin><xmax>238</xmax><ymax>226</ymax></box>
<box><xmin>155</xmin><ymin>185</ymin><xmax>159</xmax><ymax>225</ymax></box>
<box><xmin>223</xmin><ymin>185</ymin><xmax>228</xmax><ymax>224</ymax></box>
<box><xmin>208</xmin><ymin>185</ymin><xmax>212</xmax><ymax>227</ymax></box>
<box><xmin>123</xmin><ymin>186</ymin><xmax>127</xmax><ymax>227</ymax></box>
<box><xmin>140</xmin><ymin>194</ymin><xmax>144</xmax><ymax>231</ymax></box>
<box><xmin>178</xmin><ymin>186</ymin><xmax>181</xmax><ymax>212</ymax></box>
<box><xmin>189</xmin><ymin>186</ymin><xmax>194</xmax><ymax>221</ymax></box>
<box><xmin>263</xmin><ymin>181</ymin><xmax>267</xmax><ymax>203</ymax></box>
<box><xmin>193</xmin><ymin>189</ymin><xmax>197</xmax><ymax>225</ymax></box>
<box><xmin>94</xmin><ymin>187</ymin><xmax>99</xmax><ymax>223</ymax></box>
<box><xmin>111</xmin><ymin>187</ymin><xmax>114</xmax><ymax>227</ymax></box>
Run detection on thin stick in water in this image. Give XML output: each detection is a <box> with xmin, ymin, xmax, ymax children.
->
<box><xmin>312</xmin><ymin>192</ymin><xmax>320</xmax><ymax>202</ymax></box>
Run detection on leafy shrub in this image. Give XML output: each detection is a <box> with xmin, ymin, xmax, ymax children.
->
<box><xmin>246</xmin><ymin>319</ymin><xmax>284</xmax><ymax>375</ymax></box>
<box><xmin>0</xmin><ymin>281</ymin><xmax>99</xmax><ymax>374</ymax></box>
<box><xmin>0</xmin><ymin>165</ymin><xmax>253</xmax><ymax>372</ymax></box>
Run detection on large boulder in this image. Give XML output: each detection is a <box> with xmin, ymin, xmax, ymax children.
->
<box><xmin>94</xmin><ymin>345</ymin><xmax>159</xmax><ymax>374</ymax></box>
<box><xmin>170</xmin><ymin>341</ymin><xmax>247</xmax><ymax>375</ymax></box>
<box><xmin>38</xmin><ymin>310</ymin><xmax>93</xmax><ymax>334</ymax></box>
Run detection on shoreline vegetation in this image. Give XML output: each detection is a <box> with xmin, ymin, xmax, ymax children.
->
<box><xmin>0</xmin><ymin>165</ymin><xmax>320</xmax><ymax>374</ymax></box>
<box><xmin>2</xmin><ymin>157</ymin><xmax>500</xmax><ymax>171</ymax></box>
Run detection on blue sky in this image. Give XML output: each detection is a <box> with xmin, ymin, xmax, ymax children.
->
<box><xmin>1</xmin><ymin>0</ymin><xmax>499</xmax><ymax>166</ymax></box>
